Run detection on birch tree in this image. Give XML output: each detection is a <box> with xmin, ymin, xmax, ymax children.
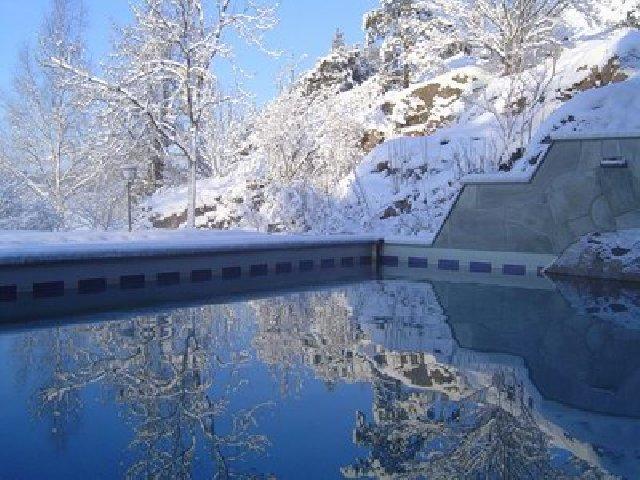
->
<box><xmin>52</xmin><ymin>0</ymin><xmax>278</xmax><ymax>228</ymax></box>
<box><xmin>0</xmin><ymin>0</ymin><xmax>100</xmax><ymax>230</ymax></box>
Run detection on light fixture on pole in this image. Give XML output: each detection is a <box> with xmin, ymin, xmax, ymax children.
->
<box><xmin>121</xmin><ymin>166</ymin><xmax>138</xmax><ymax>232</ymax></box>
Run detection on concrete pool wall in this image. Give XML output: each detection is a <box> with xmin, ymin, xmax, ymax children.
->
<box><xmin>434</xmin><ymin>134</ymin><xmax>640</xmax><ymax>254</ymax></box>
<box><xmin>2</xmin><ymin>133</ymin><xmax>639</xmax><ymax>320</ymax></box>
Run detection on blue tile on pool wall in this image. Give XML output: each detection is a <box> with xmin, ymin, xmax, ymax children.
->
<box><xmin>34</xmin><ymin>281</ymin><xmax>66</xmax><ymax>298</ymax></box>
<box><xmin>250</xmin><ymin>264</ymin><xmax>268</xmax><ymax>277</ymax></box>
<box><xmin>222</xmin><ymin>267</ymin><xmax>242</xmax><ymax>279</ymax></box>
<box><xmin>341</xmin><ymin>257</ymin><xmax>355</xmax><ymax>268</ymax></box>
<box><xmin>321</xmin><ymin>259</ymin><xmax>336</xmax><ymax>269</ymax></box>
<box><xmin>359</xmin><ymin>256</ymin><xmax>373</xmax><ymax>266</ymax></box>
<box><xmin>120</xmin><ymin>275</ymin><xmax>145</xmax><ymax>290</ymax></box>
<box><xmin>191</xmin><ymin>269</ymin><xmax>213</xmax><ymax>283</ymax></box>
<box><xmin>380</xmin><ymin>256</ymin><xmax>399</xmax><ymax>267</ymax></box>
<box><xmin>276</xmin><ymin>262</ymin><xmax>293</xmax><ymax>274</ymax></box>
<box><xmin>157</xmin><ymin>272</ymin><xmax>180</xmax><ymax>286</ymax></box>
<box><xmin>438</xmin><ymin>259</ymin><xmax>460</xmax><ymax>271</ymax></box>
<box><xmin>0</xmin><ymin>285</ymin><xmax>17</xmax><ymax>302</ymax></box>
<box><xmin>408</xmin><ymin>257</ymin><xmax>428</xmax><ymax>269</ymax></box>
<box><xmin>470</xmin><ymin>261</ymin><xmax>492</xmax><ymax>273</ymax></box>
<box><xmin>78</xmin><ymin>278</ymin><xmax>108</xmax><ymax>294</ymax></box>
<box><xmin>503</xmin><ymin>264</ymin><xmax>526</xmax><ymax>276</ymax></box>
<box><xmin>299</xmin><ymin>260</ymin><xmax>314</xmax><ymax>271</ymax></box>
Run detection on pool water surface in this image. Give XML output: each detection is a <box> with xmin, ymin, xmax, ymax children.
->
<box><xmin>0</xmin><ymin>277</ymin><xmax>639</xmax><ymax>479</ymax></box>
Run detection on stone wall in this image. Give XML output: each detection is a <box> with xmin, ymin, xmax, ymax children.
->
<box><xmin>434</xmin><ymin>136</ymin><xmax>640</xmax><ymax>254</ymax></box>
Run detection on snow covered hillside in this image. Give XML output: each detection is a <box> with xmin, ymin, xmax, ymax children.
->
<box><xmin>147</xmin><ymin>5</ymin><xmax>640</xmax><ymax>240</ymax></box>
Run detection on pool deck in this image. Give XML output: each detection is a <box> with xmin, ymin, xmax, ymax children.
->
<box><xmin>0</xmin><ymin>230</ymin><xmax>382</xmax><ymax>266</ymax></box>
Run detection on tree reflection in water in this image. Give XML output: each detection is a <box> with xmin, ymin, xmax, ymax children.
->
<box><xmin>343</xmin><ymin>372</ymin><xmax>607</xmax><ymax>479</ymax></box>
<box><xmin>16</xmin><ymin>305</ymin><xmax>272</xmax><ymax>479</ymax></box>
<box><xmin>249</xmin><ymin>282</ymin><xmax>617</xmax><ymax>479</ymax></box>
<box><xmin>10</xmin><ymin>278</ymin><xmax>637</xmax><ymax>479</ymax></box>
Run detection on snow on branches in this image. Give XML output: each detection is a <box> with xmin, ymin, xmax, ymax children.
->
<box><xmin>449</xmin><ymin>0</ymin><xmax>589</xmax><ymax>74</ymax></box>
<box><xmin>51</xmin><ymin>0</ymin><xmax>278</xmax><ymax>227</ymax></box>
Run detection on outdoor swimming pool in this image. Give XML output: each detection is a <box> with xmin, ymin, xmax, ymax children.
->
<box><xmin>0</xmin><ymin>276</ymin><xmax>639</xmax><ymax>479</ymax></box>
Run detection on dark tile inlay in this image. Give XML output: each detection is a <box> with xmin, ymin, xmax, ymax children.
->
<box><xmin>33</xmin><ymin>281</ymin><xmax>65</xmax><ymax>298</ymax></box>
<box><xmin>0</xmin><ymin>285</ymin><xmax>17</xmax><ymax>302</ymax></box>
<box><xmin>321</xmin><ymin>258</ymin><xmax>336</xmax><ymax>269</ymax></box>
<box><xmin>78</xmin><ymin>278</ymin><xmax>107</xmax><ymax>294</ymax></box>
<box><xmin>222</xmin><ymin>266</ymin><xmax>242</xmax><ymax>279</ymax></box>
<box><xmin>299</xmin><ymin>260</ymin><xmax>314</xmax><ymax>272</ymax></box>
<box><xmin>191</xmin><ymin>269</ymin><xmax>213</xmax><ymax>283</ymax></box>
<box><xmin>408</xmin><ymin>257</ymin><xmax>428</xmax><ymax>269</ymax></box>
<box><xmin>120</xmin><ymin>275</ymin><xmax>145</xmax><ymax>290</ymax></box>
<box><xmin>250</xmin><ymin>264</ymin><xmax>269</xmax><ymax>277</ymax></box>
<box><xmin>359</xmin><ymin>256</ymin><xmax>373</xmax><ymax>266</ymax></box>
<box><xmin>381</xmin><ymin>256</ymin><xmax>399</xmax><ymax>267</ymax></box>
<box><xmin>438</xmin><ymin>259</ymin><xmax>460</xmax><ymax>271</ymax></box>
<box><xmin>276</xmin><ymin>262</ymin><xmax>293</xmax><ymax>274</ymax></box>
<box><xmin>470</xmin><ymin>261</ymin><xmax>492</xmax><ymax>273</ymax></box>
<box><xmin>157</xmin><ymin>272</ymin><xmax>180</xmax><ymax>286</ymax></box>
<box><xmin>341</xmin><ymin>257</ymin><xmax>355</xmax><ymax>268</ymax></box>
<box><xmin>503</xmin><ymin>264</ymin><xmax>526</xmax><ymax>276</ymax></box>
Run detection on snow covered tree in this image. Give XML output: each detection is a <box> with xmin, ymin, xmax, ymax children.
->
<box><xmin>465</xmin><ymin>56</ymin><xmax>557</xmax><ymax>167</ymax></box>
<box><xmin>52</xmin><ymin>0</ymin><xmax>278</xmax><ymax>228</ymax></box>
<box><xmin>253</xmin><ymin>92</ymin><xmax>319</xmax><ymax>185</ymax></box>
<box><xmin>253</xmin><ymin>87</ymin><xmax>365</xmax><ymax>190</ymax></box>
<box><xmin>450</xmin><ymin>0</ymin><xmax>583</xmax><ymax>74</ymax></box>
<box><xmin>364</xmin><ymin>0</ymin><xmax>461</xmax><ymax>86</ymax></box>
<box><xmin>0</xmin><ymin>0</ymin><xmax>105</xmax><ymax>230</ymax></box>
<box><xmin>627</xmin><ymin>2</ymin><xmax>640</xmax><ymax>27</ymax></box>
<box><xmin>0</xmin><ymin>176</ymin><xmax>59</xmax><ymax>230</ymax></box>
<box><xmin>332</xmin><ymin>28</ymin><xmax>346</xmax><ymax>51</ymax></box>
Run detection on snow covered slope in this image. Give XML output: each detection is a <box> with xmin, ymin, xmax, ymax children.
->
<box><xmin>147</xmin><ymin>25</ymin><xmax>640</xmax><ymax>240</ymax></box>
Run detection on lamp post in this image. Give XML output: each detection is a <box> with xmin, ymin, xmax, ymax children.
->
<box><xmin>121</xmin><ymin>166</ymin><xmax>138</xmax><ymax>232</ymax></box>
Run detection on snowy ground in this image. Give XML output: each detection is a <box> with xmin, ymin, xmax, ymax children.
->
<box><xmin>548</xmin><ymin>229</ymin><xmax>640</xmax><ymax>282</ymax></box>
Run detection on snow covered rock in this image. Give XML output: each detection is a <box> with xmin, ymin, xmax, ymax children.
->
<box><xmin>376</xmin><ymin>66</ymin><xmax>486</xmax><ymax>136</ymax></box>
<box><xmin>548</xmin><ymin>230</ymin><xmax>640</xmax><ymax>283</ymax></box>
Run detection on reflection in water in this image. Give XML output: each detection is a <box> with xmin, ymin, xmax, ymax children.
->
<box><xmin>14</xmin><ymin>305</ymin><xmax>272</xmax><ymax>479</ymax></box>
<box><xmin>4</xmin><ymin>278</ymin><xmax>640</xmax><ymax>479</ymax></box>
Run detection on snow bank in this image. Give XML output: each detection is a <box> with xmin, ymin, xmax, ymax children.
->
<box><xmin>548</xmin><ymin>230</ymin><xmax>640</xmax><ymax>283</ymax></box>
<box><xmin>0</xmin><ymin>230</ymin><xmax>380</xmax><ymax>265</ymax></box>
<box><xmin>351</xmin><ymin>135</ymin><xmax>461</xmax><ymax>241</ymax></box>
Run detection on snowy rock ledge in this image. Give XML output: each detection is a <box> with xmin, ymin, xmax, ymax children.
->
<box><xmin>547</xmin><ymin>230</ymin><xmax>640</xmax><ymax>283</ymax></box>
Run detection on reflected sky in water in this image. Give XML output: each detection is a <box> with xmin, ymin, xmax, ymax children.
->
<box><xmin>1</xmin><ymin>278</ymin><xmax>639</xmax><ymax>479</ymax></box>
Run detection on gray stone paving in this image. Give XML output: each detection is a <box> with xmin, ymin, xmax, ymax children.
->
<box><xmin>434</xmin><ymin>136</ymin><xmax>640</xmax><ymax>254</ymax></box>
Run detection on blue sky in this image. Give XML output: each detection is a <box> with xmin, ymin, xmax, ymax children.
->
<box><xmin>0</xmin><ymin>0</ymin><xmax>377</xmax><ymax>104</ymax></box>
